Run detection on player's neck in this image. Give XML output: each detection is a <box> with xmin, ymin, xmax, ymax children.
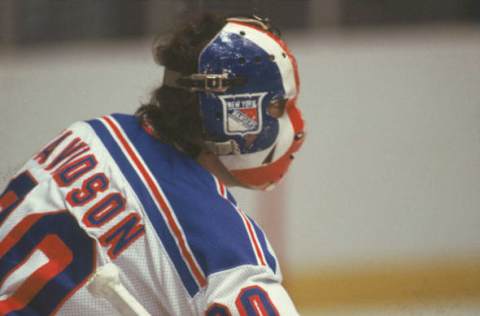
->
<box><xmin>197</xmin><ymin>150</ymin><xmax>244</xmax><ymax>188</ymax></box>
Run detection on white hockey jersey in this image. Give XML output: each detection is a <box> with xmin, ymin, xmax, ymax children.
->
<box><xmin>0</xmin><ymin>114</ymin><xmax>299</xmax><ymax>315</ymax></box>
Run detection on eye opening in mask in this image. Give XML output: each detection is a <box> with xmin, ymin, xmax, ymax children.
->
<box><xmin>267</xmin><ymin>98</ymin><xmax>287</xmax><ymax>118</ymax></box>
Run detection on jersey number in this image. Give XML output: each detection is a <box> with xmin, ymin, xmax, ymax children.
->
<box><xmin>0</xmin><ymin>171</ymin><xmax>96</xmax><ymax>315</ymax></box>
<box><xmin>206</xmin><ymin>285</ymin><xmax>279</xmax><ymax>316</ymax></box>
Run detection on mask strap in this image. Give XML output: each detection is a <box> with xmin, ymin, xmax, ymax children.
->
<box><xmin>163</xmin><ymin>69</ymin><xmax>245</xmax><ymax>93</ymax></box>
<box><xmin>204</xmin><ymin>140</ymin><xmax>241</xmax><ymax>156</ymax></box>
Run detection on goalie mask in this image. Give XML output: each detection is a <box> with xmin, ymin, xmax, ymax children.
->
<box><xmin>164</xmin><ymin>17</ymin><xmax>305</xmax><ymax>190</ymax></box>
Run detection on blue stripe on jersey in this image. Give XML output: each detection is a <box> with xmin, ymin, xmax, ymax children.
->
<box><xmin>87</xmin><ymin>118</ymin><xmax>200</xmax><ymax>296</ymax></box>
<box><xmin>109</xmin><ymin>114</ymin><xmax>262</xmax><ymax>277</ymax></box>
<box><xmin>249</xmin><ymin>217</ymin><xmax>277</xmax><ymax>273</ymax></box>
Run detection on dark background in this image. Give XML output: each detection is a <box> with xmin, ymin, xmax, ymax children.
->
<box><xmin>1</xmin><ymin>0</ymin><xmax>479</xmax><ymax>46</ymax></box>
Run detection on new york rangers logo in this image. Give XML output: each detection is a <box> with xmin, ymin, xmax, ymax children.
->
<box><xmin>219</xmin><ymin>93</ymin><xmax>267</xmax><ymax>136</ymax></box>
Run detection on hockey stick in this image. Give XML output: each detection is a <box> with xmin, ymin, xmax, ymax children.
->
<box><xmin>88</xmin><ymin>263</ymin><xmax>152</xmax><ymax>316</ymax></box>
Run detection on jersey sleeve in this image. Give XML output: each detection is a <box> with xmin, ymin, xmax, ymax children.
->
<box><xmin>184</xmin><ymin>178</ymin><xmax>298</xmax><ymax>314</ymax></box>
<box><xmin>181</xmin><ymin>178</ymin><xmax>299</xmax><ymax>315</ymax></box>
<box><xmin>195</xmin><ymin>264</ymin><xmax>299</xmax><ymax>315</ymax></box>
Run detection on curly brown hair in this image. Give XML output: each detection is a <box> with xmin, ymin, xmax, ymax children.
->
<box><xmin>136</xmin><ymin>14</ymin><xmax>226</xmax><ymax>158</ymax></box>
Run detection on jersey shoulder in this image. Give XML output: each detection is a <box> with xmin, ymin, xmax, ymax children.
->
<box><xmin>166</xmin><ymin>174</ymin><xmax>278</xmax><ymax>277</ymax></box>
<box><xmin>84</xmin><ymin>113</ymin><xmax>278</xmax><ymax>295</ymax></box>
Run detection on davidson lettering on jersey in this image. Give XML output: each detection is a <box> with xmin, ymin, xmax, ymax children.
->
<box><xmin>34</xmin><ymin>129</ymin><xmax>145</xmax><ymax>259</ymax></box>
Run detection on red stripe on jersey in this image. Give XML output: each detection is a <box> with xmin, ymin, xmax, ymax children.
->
<box><xmin>213</xmin><ymin>175</ymin><xmax>228</xmax><ymax>199</ymax></box>
<box><xmin>219</xmin><ymin>182</ymin><xmax>226</xmax><ymax>198</ymax></box>
<box><xmin>238</xmin><ymin>210</ymin><xmax>266</xmax><ymax>267</ymax></box>
<box><xmin>102</xmin><ymin>116</ymin><xmax>207</xmax><ymax>287</ymax></box>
